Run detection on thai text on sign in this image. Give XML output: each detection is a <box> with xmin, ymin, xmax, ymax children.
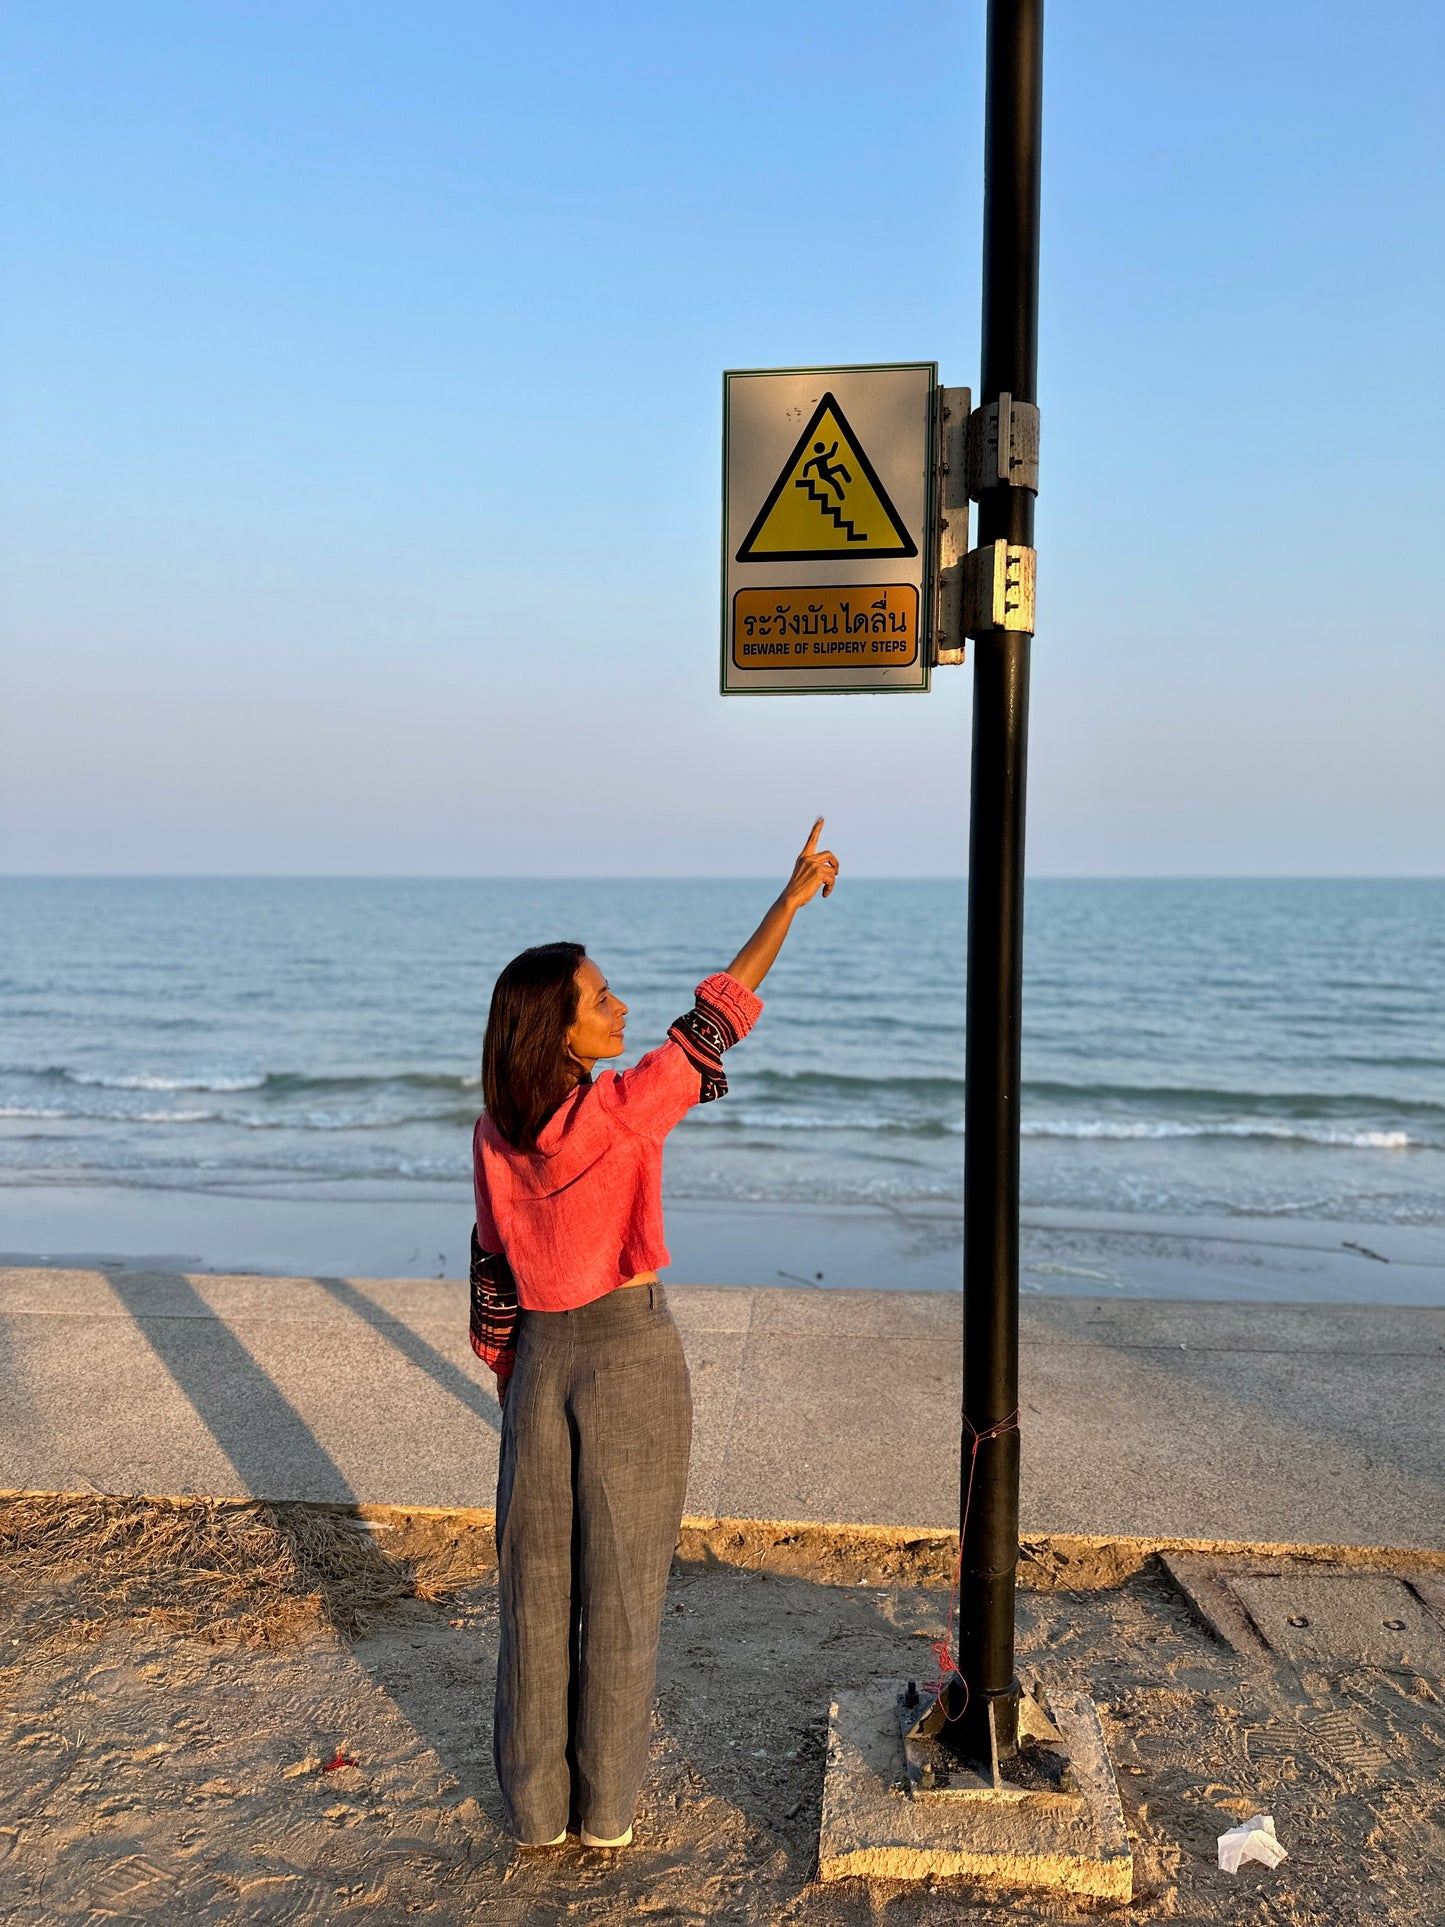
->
<box><xmin>732</xmin><ymin>586</ymin><xmax>918</xmax><ymax>669</ymax></box>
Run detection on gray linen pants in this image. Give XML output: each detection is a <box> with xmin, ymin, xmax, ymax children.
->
<box><xmin>493</xmin><ymin>1282</ymin><xmax>692</xmax><ymax>1844</ymax></box>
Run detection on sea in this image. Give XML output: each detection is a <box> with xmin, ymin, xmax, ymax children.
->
<box><xmin>2</xmin><ymin>878</ymin><xmax>1442</xmax><ymax>1291</ymax></box>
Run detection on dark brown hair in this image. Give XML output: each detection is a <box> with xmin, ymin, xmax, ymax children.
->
<box><xmin>482</xmin><ymin>942</ymin><xmax>587</xmax><ymax>1152</ymax></box>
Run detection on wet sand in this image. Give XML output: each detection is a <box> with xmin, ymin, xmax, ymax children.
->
<box><xmin>4</xmin><ymin>1183</ymin><xmax>1444</xmax><ymax>1303</ymax></box>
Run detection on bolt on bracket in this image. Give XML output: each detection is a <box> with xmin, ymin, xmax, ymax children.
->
<box><xmin>964</xmin><ymin>539</ymin><xmax>1036</xmax><ymax>636</ymax></box>
<box><xmin>966</xmin><ymin>392</ymin><xmax>1040</xmax><ymax>497</ymax></box>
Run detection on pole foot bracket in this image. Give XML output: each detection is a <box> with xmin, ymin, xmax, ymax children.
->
<box><xmin>899</xmin><ymin>1678</ymin><xmax>1069</xmax><ymax>1798</ymax></box>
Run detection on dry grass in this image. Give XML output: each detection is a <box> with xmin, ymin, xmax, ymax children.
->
<box><xmin>8</xmin><ymin>1493</ymin><xmax>1417</xmax><ymax>1667</ymax></box>
<box><xmin>0</xmin><ymin>1492</ymin><xmax>497</xmax><ymax>1653</ymax></box>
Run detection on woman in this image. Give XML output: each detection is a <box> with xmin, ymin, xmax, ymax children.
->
<box><xmin>470</xmin><ymin>819</ymin><xmax>840</xmax><ymax>1851</ymax></box>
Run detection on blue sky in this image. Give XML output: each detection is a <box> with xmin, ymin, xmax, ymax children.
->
<box><xmin>2</xmin><ymin>0</ymin><xmax>1441</xmax><ymax>875</ymax></box>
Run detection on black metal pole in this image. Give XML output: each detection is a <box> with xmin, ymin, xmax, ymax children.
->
<box><xmin>947</xmin><ymin>0</ymin><xmax>1043</xmax><ymax>1766</ymax></box>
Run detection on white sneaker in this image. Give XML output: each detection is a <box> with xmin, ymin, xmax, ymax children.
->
<box><xmin>580</xmin><ymin>1824</ymin><xmax>633</xmax><ymax>1849</ymax></box>
<box><xmin>520</xmin><ymin>1829</ymin><xmax>567</xmax><ymax>1848</ymax></box>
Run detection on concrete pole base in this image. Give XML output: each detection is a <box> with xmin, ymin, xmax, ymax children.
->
<box><xmin>818</xmin><ymin>1677</ymin><xmax>1133</xmax><ymax>1901</ymax></box>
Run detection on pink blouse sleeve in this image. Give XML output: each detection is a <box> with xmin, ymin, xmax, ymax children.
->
<box><xmin>596</xmin><ymin>972</ymin><xmax>764</xmax><ymax>1140</ymax></box>
<box><xmin>666</xmin><ymin>972</ymin><xmax>763</xmax><ymax>1101</ymax></box>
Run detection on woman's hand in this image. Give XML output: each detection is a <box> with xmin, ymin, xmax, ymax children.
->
<box><xmin>782</xmin><ymin>817</ymin><xmax>840</xmax><ymax>909</ymax></box>
<box><xmin>725</xmin><ymin>818</ymin><xmax>841</xmax><ymax>990</ymax></box>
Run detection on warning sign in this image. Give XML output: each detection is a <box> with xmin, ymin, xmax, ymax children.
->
<box><xmin>735</xmin><ymin>394</ymin><xmax>918</xmax><ymax>563</ymax></box>
<box><xmin>722</xmin><ymin>363</ymin><xmax>935</xmax><ymax>695</ymax></box>
<box><xmin>732</xmin><ymin>586</ymin><xmax>918</xmax><ymax>669</ymax></box>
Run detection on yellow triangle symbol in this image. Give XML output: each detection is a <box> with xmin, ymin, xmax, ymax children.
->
<box><xmin>736</xmin><ymin>392</ymin><xmax>918</xmax><ymax>562</ymax></box>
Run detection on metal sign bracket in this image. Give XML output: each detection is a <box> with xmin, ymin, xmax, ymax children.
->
<box><xmin>932</xmin><ymin>385</ymin><xmax>972</xmax><ymax>666</ymax></box>
<box><xmin>966</xmin><ymin>392</ymin><xmax>1040</xmax><ymax>496</ymax></box>
<box><xmin>964</xmin><ymin>538</ymin><xmax>1037</xmax><ymax>635</ymax></box>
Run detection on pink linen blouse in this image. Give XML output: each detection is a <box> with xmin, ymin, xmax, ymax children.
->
<box><xmin>471</xmin><ymin>971</ymin><xmax>763</xmax><ymax>1323</ymax></box>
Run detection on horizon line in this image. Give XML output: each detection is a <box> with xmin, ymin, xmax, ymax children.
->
<box><xmin>3</xmin><ymin>872</ymin><xmax>1442</xmax><ymax>885</ymax></box>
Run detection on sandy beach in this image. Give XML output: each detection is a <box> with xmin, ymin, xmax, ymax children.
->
<box><xmin>3</xmin><ymin>1495</ymin><xmax>1443</xmax><ymax>1924</ymax></box>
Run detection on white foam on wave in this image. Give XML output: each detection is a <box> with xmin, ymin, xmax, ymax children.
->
<box><xmin>707</xmin><ymin>1108</ymin><xmax>927</xmax><ymax>1133</ymax></box>
<box><xmin>1021</xmin><ymin>1119</ymin><xmax>1415</xmax><ymax>1149</ymax></box>
<box><xmin>233</xmin><ymin>1109</ymin><xmax>408</xmax><ymax>1131</ymax></box>
<box><xmin>5</xmin><ymin>1089</ymin><xmax>1419</xmax><ymax>1156</ymax></box>
<box><xmin>0</xmin><ymin>1101</ymin><xmax>219</xmax><ymax>1125</ymax></box>
<box><xmin>698</xmin><ymin>1109</ymin><xmax>1418</xmax><ymax>1150</ymax></box>
<box><xmin>65</xmin><ymin>1070</ymin><xmax>265</xmax><ymax>1093</ymax></box>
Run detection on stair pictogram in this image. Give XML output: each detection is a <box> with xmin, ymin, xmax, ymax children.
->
<box><xmin>735</xmin><ymin>393</ymin><xmax>917</xmax><ymax>563</ymax></box>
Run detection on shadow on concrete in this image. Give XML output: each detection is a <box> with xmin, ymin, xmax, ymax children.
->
<box><xmin>310</xmin><ymin>1273</ymin><xmax>501</xmax><ymax>1436</ymax></box>
<box><xmin>100</xmin><ymin>1270</ymin><xmax>514</xmax><ymax>1845</ymax></box>
<box><xmin>104</xmin><ymin>1270</ymin><xmax>357</xmax><ymax>1502</ymax></box>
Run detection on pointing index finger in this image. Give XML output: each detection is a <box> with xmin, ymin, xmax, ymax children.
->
<box><xmin>802</xmin><ymin>817</ymin><xmax>824</xmax><ymax>855</ymax></box>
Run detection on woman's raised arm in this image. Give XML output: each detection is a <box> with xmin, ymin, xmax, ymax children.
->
<box><xmin>725</xmin><ymin>818</ymin><xmax>840</xmax><ymax>992</ymax></box>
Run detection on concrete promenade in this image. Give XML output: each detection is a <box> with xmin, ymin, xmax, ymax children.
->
<box><xmin>1</xmin><ymin>1267</ymin><xmax>1442</xmax><ymax>1549</ymax></box>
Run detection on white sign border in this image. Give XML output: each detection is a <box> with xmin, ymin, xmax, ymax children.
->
<box><xmin>720</xmin><ymin>362</ymin><xmax>938</xmax><ymax>697</ymax></box>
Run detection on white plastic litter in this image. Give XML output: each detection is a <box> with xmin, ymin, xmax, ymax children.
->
<box><xmin>1217</xmin><ymin>1813</ymin><xmax>1288</xmax><ymax>1873</ymax></box>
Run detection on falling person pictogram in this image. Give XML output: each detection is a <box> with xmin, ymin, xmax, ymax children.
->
<box><xmin>797</xmin><ymin>440</ymin><xmax>867</xmax><ymax>542</ymax></box>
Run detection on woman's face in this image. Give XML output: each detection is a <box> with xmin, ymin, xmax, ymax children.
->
<box><xmin>565</xmin><ymin>958</ymin><xmax>628</xmax><ymax>1069</ymax></box>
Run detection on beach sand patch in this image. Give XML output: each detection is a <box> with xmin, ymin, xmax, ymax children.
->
<box><xmin>2</xmin><ymin>1492</ymin><xmax>1442</xmax><ymax>1923</ymax></box>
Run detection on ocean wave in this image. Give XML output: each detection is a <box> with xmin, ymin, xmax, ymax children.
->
<box><xmin>13</xmin><ymin>1059</ymin><xmax>1439</xmax><ymax>1127</ymax></box>
<box><xmin>1020</xmin><ymin>1119</ymin><xmax>1415</xmax><ymax>1149</ymax></box>
<box><xmin>1020</xmin><ymin>1078</ymin><xmax>1445</xmax><ymax>1122</ymax></box>
<box><xmin>745</xmin><ymin>1067</ymin><xmax>966</xmax><ymax>1099</ymax></box>
<box><xmin>7</xmin><ymin>1065</ymin><xmax>479</xmax><ymax>1098</ymax></box>
<box><xmin>64</xmin><ymin>1069</ymin><xmax>265</xmax><ymax>1093</ymax></box>
<box><xmin>0</xmin><ymin>1082</ymin><xmax>472</xmax><ymax>1132</ymax></box>
<box><xmin>3</xmin><ymin>1091</ymin><xmax>1424</xmax><ymax>1152</ymax></box>
<box><xmin>694</xmin><ymin>1109</ymin><xmax>1421</xmax><ymax>1150</ymax></box>
<box><xmin>0</xmin><ymin>1102</ymin><xmax>220</xmax><ymax>1125</ymax></box>
<box><xmin>693</xmin><ymin>1107</ymin><xmax>959</xmax><ymax>1135</ymax></box>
